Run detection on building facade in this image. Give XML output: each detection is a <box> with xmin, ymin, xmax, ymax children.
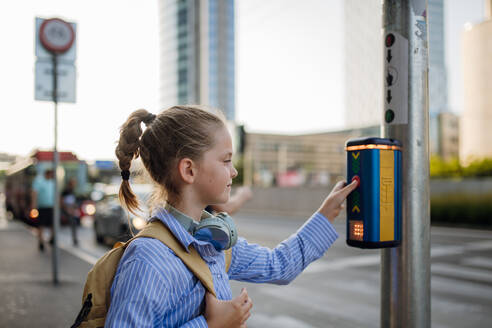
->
<box><xmin>460</xmin><ymin>3</ymin><xmax>492</xmax><ymax>163</ymax></box>
<box><xmin>428</xmin><ymin>0</ymin><xmax>450</xmax><ymax>155</ymax></box>
<box><xmin>437</xmin><ymin>112</ymin><xmax>459</xmax><ymax>160</ymax></box>
<box><xmin>244</xmin><ymin>126</ymin><xmax>379</xmax><ymax>187</ymax></box>
<box><xmin>158</xmin><ymin>0</ymin><xmax>236</xmax><ymax>120</ymax></box>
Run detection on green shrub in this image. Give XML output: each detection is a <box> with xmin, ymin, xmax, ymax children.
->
<box><xmin>462</xmin><ymin>158</ymin><xmax>492</xmax><ymax>177</ymax></box>
<box><xmin>430</xmin><ymin>156</ymin><xmax>462</xmax><ymax>178</ymax></box>
<box><xmin>431</xmin><ymin>193</ymin><xmax>492</xmax><ymax>228</ymax></box>
<box><xmin>431</xmin><ymin>156</ymin><xmax>492</xmax><ymax>179</ymax></box>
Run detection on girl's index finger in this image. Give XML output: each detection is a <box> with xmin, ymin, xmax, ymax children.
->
<box><xmin>338</xmin><ymin>180</ymin><xmax>359</xmax><ymax>198</ymax></box>
<box><xmin>332</xmin><ymin>180</ymin><xmax>347</xmax><ymax>192</ymax></box>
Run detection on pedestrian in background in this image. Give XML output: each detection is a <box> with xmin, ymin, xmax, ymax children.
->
<box><xmin>62</xmin><ymin>177</ymin><xmax>79</xmax><ymax>246</ymax></box>
<box><xmin>30</xmin><ymin>169</ymin><xmax>55</xmax><ymax>251</ymax></box>
<box><xmin>107</xmin><ymin>106</ymin><xmax>357</xmax><ymax>327</ymax></box>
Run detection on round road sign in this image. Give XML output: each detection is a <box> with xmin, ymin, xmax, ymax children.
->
<box><xmin>39</xmin><ymin>18</ymin><xmax>75</xmax><ymax>54</ymax></box>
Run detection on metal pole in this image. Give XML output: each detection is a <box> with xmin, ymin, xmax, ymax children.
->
<box><xmin>52</xmin><ymin>54</ymin><xmax>60</xmax><ymax>285</ymax></box>
<box><xmin>381</xmin><ymin>1</ymin><xmax>430</xmax><ymax>327</ymax></box>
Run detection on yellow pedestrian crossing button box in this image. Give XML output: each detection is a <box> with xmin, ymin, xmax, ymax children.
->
<box><xmin>345</xmin><ymin>137</ymin><xmax>402</xmax><ymax>248</ymax></box>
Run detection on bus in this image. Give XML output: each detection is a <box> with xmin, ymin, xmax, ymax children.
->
<box><xmin>5</xmin><ymin>150</ymin><xmax>92</xmax><ymax>226</ymax></box>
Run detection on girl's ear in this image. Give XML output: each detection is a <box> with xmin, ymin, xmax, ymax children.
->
<box><xmin>177</xmin><ymin>158</ymin><xmax>196</xmax><ymax>184</ymax></box>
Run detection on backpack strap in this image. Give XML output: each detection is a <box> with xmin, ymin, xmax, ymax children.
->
<box><xmin>132</xmin><ymin>220</ymin><xmax>218</xmax><ymax>297</ymax></box>
<box><xmin>224</xmin><ymin>248</ymin><xmax>232</xmax><ymax>273</ymax></box>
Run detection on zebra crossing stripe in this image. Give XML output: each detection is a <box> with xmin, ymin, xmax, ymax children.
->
<box><xmin>462</xmin><ymin>257</ymin><xmax>492</xmax><ymax>270</ymax></box>
<box><xmin>432</xmin><ymin>263</ymin><xmax>492</xmax><ymax>284</ymax></box>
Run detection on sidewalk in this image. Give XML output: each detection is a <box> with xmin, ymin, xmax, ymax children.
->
<box><xmin>0</xmin><ymin>218</ymin><xmax>92</xmax><ymax>328</ymax></box>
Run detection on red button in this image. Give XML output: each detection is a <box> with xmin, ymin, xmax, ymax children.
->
<box><xmin>352</xmin><ymin>175</ymin><xmax>360</xmax><ymax>187</ymax></box>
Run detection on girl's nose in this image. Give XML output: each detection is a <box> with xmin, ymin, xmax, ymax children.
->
<box><xmin>231</xmin><ymin>166</ymin><xmax>238</xmax><ymax>178</ymax></box>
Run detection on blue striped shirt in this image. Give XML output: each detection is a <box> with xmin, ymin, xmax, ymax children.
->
<box><xmin>105</xmin><ymin>208</ymin><xmax>339</xmax><ymax>327</ymax></box>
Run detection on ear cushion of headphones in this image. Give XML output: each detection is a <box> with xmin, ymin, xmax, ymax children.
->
<box><xmin>195</xmin><ymin>214</ymin><xmax>237</xmax><ymax>250</ymax></box>
<box><xmin>214</xmin><ymin>213</ymin><xmax>237</xmax><ymax>245</ymax></box>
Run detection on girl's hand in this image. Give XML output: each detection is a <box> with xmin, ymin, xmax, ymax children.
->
<box><xmin>317</xmin><ymin>180</ymin><xmax>359</xmax><ymax>223</ymax></box>
<box><xmin>236</xmin><ymin>186</ymin><xmax>253</xmax><ymax>202</ymax></box>
<box><xmin>205</xmin><ymin>288</ymin><xmax>253</xmax><ymax>328</ymax></box>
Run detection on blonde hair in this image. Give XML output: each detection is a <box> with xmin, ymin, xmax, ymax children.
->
<box><xmin>115</xmin><ymin>105</ymin><xmax>225</xmax><ymax>214</ymax></box>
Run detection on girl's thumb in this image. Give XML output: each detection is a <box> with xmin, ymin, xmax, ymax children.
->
<box><xmin>240</xmin><ymin>288</ymin><xmax>248</xmax><ymax>299</ymax></box>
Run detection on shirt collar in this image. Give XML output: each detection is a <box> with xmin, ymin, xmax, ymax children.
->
<box><xmin>151</xmin><ymin>205</ymin><xmax>215</xmax><ymax>253</ymax></box>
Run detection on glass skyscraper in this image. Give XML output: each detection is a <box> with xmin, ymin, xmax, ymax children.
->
<box><xmin>158</xmin><ymin>0</ymin><xmax>236</xmax><ymax>121</ymax></box>
<box><xmin>428</xmin><ymin>0</ymin><xmax>448</xmax><ymax>117</ymax></box>
<box><xmin>428</xmin><ymin>0</ymin><xmax>449</xmax><ymax>155</ymax></box>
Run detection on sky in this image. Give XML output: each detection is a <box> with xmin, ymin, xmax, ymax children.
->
<box><xmin>0</xmin><ymin>0</ymin><xmax>485</xmax><ymax>161</ymax></box>
<box><xmin>236</xmin><ymin>0</ymin><xmax>343</xmax><ymax>134</ymax></box>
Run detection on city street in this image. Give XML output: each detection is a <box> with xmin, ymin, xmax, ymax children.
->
<box><xmin>0</xmin><ymin>1</ymin><xmax>490</xmax><ymax>328</ymax></box>
<box><xmin>54</xmin><ymin>212</ymin><xmax>492</xmax><ymax>328</ymax></box>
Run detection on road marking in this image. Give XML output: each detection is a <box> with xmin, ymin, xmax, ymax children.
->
<box><xmin>432</xmin><ymin>263</ymin><xmax>492</xmax><ymax>284</ymax></box>
<box><xmin>304</xmin><ymin>254</ymin><xmax>380</xmax><ymax>273</ymax></box>
<box><xmin>462</xmin><ymin>256</ymin><xmax>492</xmax><ymax>270</ymax></box>
<box><xmin>0</xmin><ymin>217</ymin><xmax>7</xmax><ymax>230</ymax></box>
<box><xmin>59</xmin><ymin>244</ymin><xmax>98</xmax><ymax>265</ymax></box>
<box><xmin>431</xmin><ymin>297</ymin><xmax>488</xmax><ymax>323</ymax></box>
<box><xmin>249</xmin><ymin>313</ymin><xmax>318</xmax><ymax>328</ymax></box>
<box><xmin>431</xmin><ymin>240</ymin><xmax>492</xmax><ymax>257</ymax></box>
<box><xmin>0</xmin><ymin>272</ymin><xmax>80</xmax><ymax>283</ymax></box>
<box><xmin>431</xmin><ymin>275</ymin><xmax>492</xmax><ymax>301</ymax></box>
<box><xmin>305</xmin><ymin>240</ymin><xmax>492</xmax><ymax>273</ymax></box>
<box><xmin>259</xmin><ymin>284</ymin><xmax>379</xmax><ymax>328</ymax></box>
<box><xmin>321</xmin><ymin>275</ymin><xmax>379</xmax><ymax>296</ymax></box>
<box><xmin>320</xmin><ymin>267</ymin><xmax>492</xmax><ymax>302</ymax></box>
<box><xmin>431</xmin><ymin>226</ymin><xmax>492</xmax><ymax>239</ymax></box>
<box><xmin>465</xmin><ymin>240</ymin><xmax>492</xmax><ymax>251</ymax></box>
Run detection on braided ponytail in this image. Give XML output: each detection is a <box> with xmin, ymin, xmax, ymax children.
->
<box><xmin>115</xmin><ymin>109</ymin><xmax>155</xmax><ymax>214</ymax></box>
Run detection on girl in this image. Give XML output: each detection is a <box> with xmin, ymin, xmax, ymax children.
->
<box><xmin>106</xmin><ymin>106</ymin><xmax>358</xmax><ymax>328</ymax></box>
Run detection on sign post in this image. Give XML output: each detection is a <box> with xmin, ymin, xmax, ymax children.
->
<box><xmin>35</xmin><ymin>17</ymin><xmax>76</xmax><ymax>285</ymax></box>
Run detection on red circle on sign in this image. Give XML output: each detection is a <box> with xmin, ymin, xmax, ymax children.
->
<box><xmin>39</xmin><ymin>18</ymin><xmax>75</xmax><ymax>54</ymax></box>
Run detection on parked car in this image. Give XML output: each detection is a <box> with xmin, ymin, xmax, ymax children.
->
<box><xmin>93</xmin><ymin>184</ymin><xmax>153</xmax><ymax>246</ymax></box>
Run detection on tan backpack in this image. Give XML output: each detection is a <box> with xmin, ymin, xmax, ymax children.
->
<box><xmin>71</xmin><ymin>220</ymin><xmax>232</xmax><ymax>328</ymax></box>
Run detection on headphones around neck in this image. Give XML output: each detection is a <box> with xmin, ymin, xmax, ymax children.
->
<box><xmin>165</xmin><ymin>204</ymin><xmax>238</xmax><ymax>251</ymax></box>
